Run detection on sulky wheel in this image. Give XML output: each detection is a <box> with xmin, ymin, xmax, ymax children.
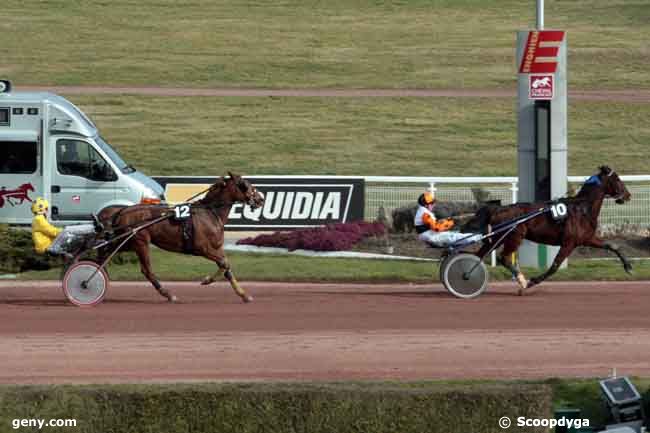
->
<box><xmin>60</xmin><ymin>257</ymin><xmax>109</xmax><ymax>281</ymax></box>
<box><xmin>441</xmin><ymin>253</ymin><xmax>488</xmax><ymax>299</ymax></box>
<box><xmin>62</xmin><ymin>260</ymin><xmax>109</xmax><ymax>306</ymax></box>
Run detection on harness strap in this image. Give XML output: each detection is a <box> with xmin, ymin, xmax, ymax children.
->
<box><xmin>181</xmin><ymin>213</ymin><xmax>195</xmax><ymax>255</ymax></box>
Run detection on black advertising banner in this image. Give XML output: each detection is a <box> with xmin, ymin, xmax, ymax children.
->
<box><xmin>154</xmin><ymin>176</ymin><xmax>365</xmax><ymax>230</ymax></box>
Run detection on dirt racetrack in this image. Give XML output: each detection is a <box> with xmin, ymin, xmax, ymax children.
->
<box><xmin>0</xmin><ymin>279</ymin><xmax>649</xmax><ymax>384</ymax></box>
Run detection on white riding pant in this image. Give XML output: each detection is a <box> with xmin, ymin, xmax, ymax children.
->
<box><xmin>418</xmin><ymin>230</ymin><xmax>482</xmax><ymax>248</ymax></box>
<box><xmin>47</xmin><ymin>224</ymin><xmax>96</xmax><ymax>255</ymax></box>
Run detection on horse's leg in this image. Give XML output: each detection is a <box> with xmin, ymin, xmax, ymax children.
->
<box><xmin>133</xmin><ymin>239</ymin><xmax>177</xmax><ymax>303</ymax></box>
<box><xmin>474</xmin><ymin>226</ymin><xmax>495</xmax><ymax>260</ymax></box>
<box><xmin>200</xmin><ymin>253</ymin><xmax>252</xmax><ymax>303</ymax></box>
<box><xmin>476</xmin><ymin>230</ymin><xmax>523</xmax><ymax>288</ymax></box>
<box><xmin>583</xmin><ymin>238</ymin><xmax>633</xmax><ymax>274</ymax></box>
<box><xmin>498</xmin><ymin>230</ymin><xmax>528</xmax><ymax>294</ymax></box>
<box><xmin>526</xmin><ymin>243</ymin><xmax>575</xmax><ymax>290</ymax></box>
<box><xmin>497</xmin><ymin>254</ymin><xmax>521</xmax><ymax>282</ymax></box>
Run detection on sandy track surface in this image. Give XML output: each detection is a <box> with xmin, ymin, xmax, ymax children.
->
<box><xmin>0</xmin><ymin>280</ymin><xmax>648</xmax><ymax>384</ymax></box>
<box><xmin>17</xmin><ymin>86</ymin><xmax>650</xmax><ymax>102</ymax></box>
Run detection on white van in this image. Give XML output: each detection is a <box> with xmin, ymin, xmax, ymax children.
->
<box><xmin>0</xmin><ymin>80</ymin><xmax>164</xmax><ymax>225</ymax></box>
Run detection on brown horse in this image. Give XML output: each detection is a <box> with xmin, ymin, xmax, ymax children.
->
<box><xmin>97</xmin><ymin>172</ymin><xmax>264</xmax><ymax>303</ymax></box>
<box><xmin>470</xmin><ymin>166</ymin><xmax>631</xmax><ymax>294</ymax></box>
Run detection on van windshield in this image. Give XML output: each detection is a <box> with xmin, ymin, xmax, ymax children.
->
<box><xmin>96</xmin><ymin>136</ymin><xmax>135</xmax><ymax>174</ymax></box>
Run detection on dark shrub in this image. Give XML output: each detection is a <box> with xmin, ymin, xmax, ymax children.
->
<box><xmin>0</xmin><ymin>224</ymin><xmax>138</xmax><ymax>273</ymax></box>
<box><xmin>0</xmin><ymin>224</ymin><xmax>61</xmax><ymax>273</ymax></box>
<box><xmin>391</xmin><ymin>205</ymin><xmax>417</xmax><ymax>233</ymax></box>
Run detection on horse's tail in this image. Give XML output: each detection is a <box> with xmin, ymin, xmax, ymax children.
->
<box><xmin>110</xmin><ymin>208</ymin><xmax>126</xmax><ymax>228</ymax></box>
<box><xmin>460</xmin><ymin>205</ymin><xmax>494</xmax><ymax>234</ymax></box>
<box><xmin>102</xmin><ymin>204</ymin><xmax>166</xmax><ymax>233</ymax></box>
<box><xmin>96</xmin><ymin>205</ymin><xmax>128</xmax><ymax>232</ymax></box>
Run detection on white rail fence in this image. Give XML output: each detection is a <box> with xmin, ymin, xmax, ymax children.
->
<box><xmin>364</xmin><ymin>175</ymin><xmax>650</xmax><ymax>232</ymax></box>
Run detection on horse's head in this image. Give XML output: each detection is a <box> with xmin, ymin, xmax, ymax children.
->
<box><xmin>228</xmin><ymin>172</ymin><xmax>264</xmax><ymax>209</ymax></box>
<box><xmin>203</xmin><ymin>172</ymin><xmax>264</xmax><ymax>209</ymax></box>
<box><xmin>20</xmin><ymin>183</ymin><xmax>34</xmax><ymax>192</ymax></box>
<box><xmin>596</xmin><ymin>166</ymin><xmax>631</xmax><ymax>204</ymax></box>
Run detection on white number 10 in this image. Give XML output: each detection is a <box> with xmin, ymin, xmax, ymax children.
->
<box><xmin>550</xmin><ymin>203</ymin><xmax>567</xmax><ymax>218</ymax></box>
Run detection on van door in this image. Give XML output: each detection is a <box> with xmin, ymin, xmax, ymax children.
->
<box><xmin>0</xmin><ymin>137</ymin><xmax>41</xmax><ymax>224</ymax></box>
<box><xmin>50</xmin><ymin>138</ymin><xmax>118</xmax><ymax>221</ymax></box>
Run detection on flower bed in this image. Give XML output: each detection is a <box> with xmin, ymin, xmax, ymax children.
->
<box><xmin>237</xmin><ymin>221</ymin><xmax>387</xmax><ymax>252</ymax></box>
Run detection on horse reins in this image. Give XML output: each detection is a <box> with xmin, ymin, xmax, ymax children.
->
<box><xmin>104</xmin><ymin>177</ymin><xmax>260</xmax><ymax>234</ymax></box>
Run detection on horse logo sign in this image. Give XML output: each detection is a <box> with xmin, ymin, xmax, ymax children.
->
<box><xmin>0</xmin><ymin>183</ymin><xmax>35</xmax><ymax>208</ymax></box>
<box><xmin>529</xmin><ymin>74</ymin><xmax>554</xmax><ymax>100</ymax></box>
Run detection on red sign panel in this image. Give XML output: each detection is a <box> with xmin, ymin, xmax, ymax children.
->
<box><xmin>529</xmin><ymin>74</ymin><xmax>554</xmax><ymax>100</ymax></box>
<box><xmin>519</xmin><ymin>30</ymin><xmax>565</xmax><ymax>74</ymax></box>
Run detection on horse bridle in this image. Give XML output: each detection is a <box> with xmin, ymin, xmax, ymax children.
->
<box><xmin>604</xmin><ymin>170</ymin><xmax>627</xmax><ymax>202</ymax></box>
<box><xmin>196</xmin><ymin>180</ymin><xmax>261</xmax><ymax>211</ymax></box>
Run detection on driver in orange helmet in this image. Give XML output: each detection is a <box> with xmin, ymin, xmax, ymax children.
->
<box><xmin>414</xmin><ymin>191</ymin><xmax>480</xmax><ymax>247</ymax></box>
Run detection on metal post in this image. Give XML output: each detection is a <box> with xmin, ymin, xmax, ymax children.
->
<box><xmin>537</xmin><ymin>0</ymin><xmax>544</xmax><ymax>30</ymax></box>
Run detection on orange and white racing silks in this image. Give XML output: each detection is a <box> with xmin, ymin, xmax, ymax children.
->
<box><xmin>414</xmin><ymin>205</ymin><xmax>480</xmax><ymax>248</ymax></box>
<box><xmin>414</xmin><ymin>206</ymin><xmax>455</xmax><ymax>233</ymax></box>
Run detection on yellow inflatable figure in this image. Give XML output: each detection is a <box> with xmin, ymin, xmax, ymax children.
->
<box><xmin>31</xmin><ymin>197</ymin><xmax>62</xmax><ymax>254</ymax></box>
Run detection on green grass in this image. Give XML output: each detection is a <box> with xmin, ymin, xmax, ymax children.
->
<box><xmin>0</xmin><ymin>381</ymin><xmax>552</xmax><ymax>433</ymax></box>
<box><xmin>0</xmin><ymin>378</ymin><xmax>649</xmax><ymax>433</ymax></box>
<box><xmin>64</xmin><ymin>95</ymin><xmax>650</xmax><ymax>177</ymax></box>
<box><xmin>4</xmin><ymin>0</ymin><xmax>649</xmax><ymax>89</ymax></box>
<box><xmin>18</xmin><ymin>247</ymin><xmax>650</xmax><ymax>282</ymax></box>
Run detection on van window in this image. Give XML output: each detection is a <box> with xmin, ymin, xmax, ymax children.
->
<box><xmin>0</xmin><ymin>141</ymin><xmax>37</xmax><ymax>174</ymax></box>
<box><xmin>56</xmin><ymin>139</ymin><xmax>116</xmax><ymax>181</ymax></box>
<box><xmin>96</xmin><ymin>136</ymin><xmax>132</xmax><ymax>173</ymax></box>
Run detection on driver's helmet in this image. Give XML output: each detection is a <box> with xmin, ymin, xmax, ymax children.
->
<box><xmin>31</xmin><ymin>197</ymin><xmax>49</xmax><ymax>215</ymax></box>
<box><xmin>417</xmin><ymin>191</ymin><xmax>436</xmax><ymax>207</ymax></box>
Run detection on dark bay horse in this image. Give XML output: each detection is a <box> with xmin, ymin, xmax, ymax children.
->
<box><xmin>471</xmin><ymin>166</ymin><xmax>631</xmax><ymax>294</ymax></box>
<box><xmin>98</xmin><ymin>172</ymin><xmax>264</xmax><ymax>303</ymax></box>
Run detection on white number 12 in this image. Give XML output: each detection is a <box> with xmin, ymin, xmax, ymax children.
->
<box><xmin>174</xmin><ymin>205</ymin><xmax>190</xmax><ymax>219</ymax></box>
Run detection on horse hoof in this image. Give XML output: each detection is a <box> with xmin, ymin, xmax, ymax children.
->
<box><xmin>200</xmin><ymin>277</ymin><xmax>213</xmax><ymax>285</ymax></box>
<box><xmin>243</xmin><ymin>295</ymin><xmax>254</xmax><ymax>303</ymax></box>
<box><xmin>625</xmin><ymin>265</ymin><xmax>633</xmax><ymax>274</ymax></box>
<box><xmin>515</xmin><ymin>273</ymin><xmax>528</xmax><ymax>290</ymax></box>
<box><xmin>168</xmin><ymin>295</ymin><xmax>178</xmax><ymax>303</ymax></box>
